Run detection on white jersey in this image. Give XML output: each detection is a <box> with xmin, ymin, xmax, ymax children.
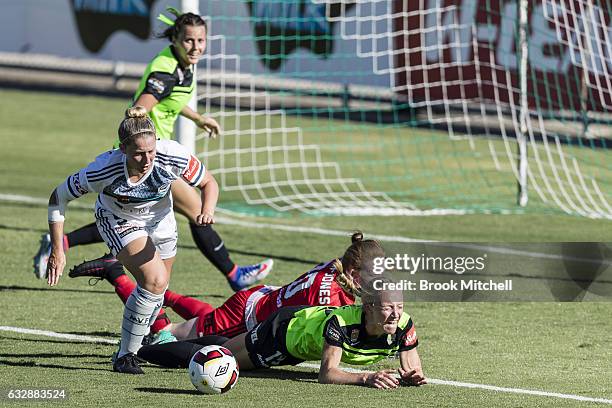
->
<box><xmin>62</xmin><ymin>139</ymin><xmax>205</xmax><ymax>223</ymax></box>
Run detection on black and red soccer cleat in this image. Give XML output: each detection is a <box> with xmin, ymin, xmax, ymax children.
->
<box><xmin>68</xmin><ymin>253</ymin><xmax>121</xmax><ymax>284</ymax></box>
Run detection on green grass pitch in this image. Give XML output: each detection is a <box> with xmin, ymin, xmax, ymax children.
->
<box><xmin>0</xmin><ymin>89</ymin><xmax>610</xmax><ymax>406</ymax></box>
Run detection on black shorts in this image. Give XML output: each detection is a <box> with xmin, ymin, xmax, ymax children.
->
<box><xmin>245</xmin><ymin>306</ymin><xmax>307</xmax><ymax>368</ymax></box>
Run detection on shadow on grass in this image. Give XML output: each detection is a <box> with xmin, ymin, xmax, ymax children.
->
<box><xmin>140</xmin><ymin>365</ymin><xmax>319</xmax><ymax>380</ymax></box>
<box><xmin>0</xmin><ymin>285</ymin><xmax>114</xmax><ymax>295</ymax></box>
<box><xmin>63</xmin><ymin>330</ymin><xmax>117</xmax><ymax>338</ymax></box>
<box><xmin>0</xmin><ymin>359</ymin><xmax>110</xmax><ymax>372</ymax></box>
<box><xmin>135</xmin><ymin>368</ymin><xmax>319</xmax><ymax>395</ymax></box>
<box><xmin>135</xmin><ymin>387</ymin><xmax>201</xmax><ymax>395</ymax></box>
<box><xmin>0</xmin><ymin>223</ymin><xmax>48</xmax><ymax>233</ymax></box>
<box><xmin>240</xmin><ymin>367</ymin><xmax>319</xmax><ymax>382</ymax></box>
<box><xmin>0</xmin><ymin>352</ymin><xmax>108</xmax><ymax>359</ymax></box>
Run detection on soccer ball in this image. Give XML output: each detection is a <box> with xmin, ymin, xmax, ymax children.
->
<box><xmin>188</xmin><ymin>345</ymin><xmax>239</xmax><ymax>394</ymax></box>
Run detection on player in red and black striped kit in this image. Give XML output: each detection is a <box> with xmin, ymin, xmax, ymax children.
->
<box><xmin>69</xmin><ymin>232</ymin><xmax>383</xmax><ymax>341</ymax></box>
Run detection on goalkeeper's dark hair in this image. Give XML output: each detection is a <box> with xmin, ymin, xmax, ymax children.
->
<box><xmin>158</xmin><ymin>11</ymin><xmax>207</xmax><ymax>42</ymax></box>
<box><xmin>333</xmin><ymin>231</ymin><xmax>385</xmax><ymax>297</ymax></box>
<box><xmin>118</xmin><ymin>106</ymin><xmax>156</xmax><ymax>146</ymax></box>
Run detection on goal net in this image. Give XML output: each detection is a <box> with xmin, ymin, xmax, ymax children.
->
<box><xmin>193</xmin><ymin>0</ymin><xmax>611</xmax><ymax>218</ymax></box>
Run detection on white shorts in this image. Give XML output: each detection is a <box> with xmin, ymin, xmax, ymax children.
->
<box><xmin>95</xmin><ymin>208</ymin><xmax>177</xmax><ymax>259</ymax></box>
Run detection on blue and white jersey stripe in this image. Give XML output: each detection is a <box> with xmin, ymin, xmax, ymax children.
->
<box><xmin>61</xmin><ymin>139</ymin><xmax>206</xmax><ymax>223</ymax></box>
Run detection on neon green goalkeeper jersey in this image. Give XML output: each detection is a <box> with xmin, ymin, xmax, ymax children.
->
<box><xmin>133</xmin><ymin>45</ymin><xmax>195</xmax><ymax>140</ymax></box>
<box><xmin>285</xmin><ymin>305</ymin><xmax>418</xmax><ymax>366</ymax></box>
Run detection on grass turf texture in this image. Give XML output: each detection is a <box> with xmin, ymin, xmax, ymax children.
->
<box><xmin>0</xmin><ymin>89</ymin><xmax>610</xmax><ymax>406</ymax></box>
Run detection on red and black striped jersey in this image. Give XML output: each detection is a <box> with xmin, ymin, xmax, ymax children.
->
<box><xmin>254</xmin><ymin>260</ymin><xmax>355</xmax><ymax>322</ymax></box>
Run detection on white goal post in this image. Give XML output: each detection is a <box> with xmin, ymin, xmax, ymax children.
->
<box><xmin>175</xmin><ymin>0</ymin><xmax>199</xmax><ymax>154</ymax></box>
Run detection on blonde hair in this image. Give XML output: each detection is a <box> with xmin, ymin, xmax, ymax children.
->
<box><xmin>334</xmin><ymin>231</ymin><xmax>385</xmax><ymax>297</ymax></box>
<box><xmin>118</xmin><ymin>106</ymin><xmax>156</xmax><ymax>146</ymax></box>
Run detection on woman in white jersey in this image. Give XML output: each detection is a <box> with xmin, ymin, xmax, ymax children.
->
<box><xmin>45</xmin><ymin>106</ymin><xmax>219</xmax><ymax>374</ymax></box>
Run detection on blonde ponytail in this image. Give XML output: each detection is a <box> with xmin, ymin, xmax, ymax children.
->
<box><xmin>333</xmin><ymin>258</ymin><xmax>361</xmax><ymax>297</ymax></box>
<box><xmin>125</xmin><ymin>105</ymin><xmax>148</xmax><ymax>119</ymax></box>
<box><xmin>118</xmin><ymin>106</ymin><xmax>156</xmax><ymax>146</ymax></box>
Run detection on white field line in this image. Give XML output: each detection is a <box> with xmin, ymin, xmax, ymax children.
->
<box><xmin>298</xmin><ymin>362</ymin><xmax>612</xmax><ymax>404</ymax></box>
<box><xmin>0</xmin><ymin>326</ymin><xmax>118</xmax><ymax>344</ymax></box>
<box><xmin>1</xmin><ymin>193</ymin><xmax>608</xmax><ymax>265</ymax></box>
<box><xmin>0</xmin><ymin>326</ymin><xmax>610</xmax><ymax>405</ymax></box>
<box><xmin>0</xmin><ymin>193</ymin><xmax>425</xmax><ymax>243</ymax></box>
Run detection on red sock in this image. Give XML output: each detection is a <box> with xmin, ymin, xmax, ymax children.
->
<box><xmin>150</xmin><ymin>310</ymin><xmax>171</xmax><ymax>334</ymax></box>
<box><xmin>113</xmin><ymin>274</ymin><xmax>136</xmax><ymax>304</ymax></box>
<box><xmin>164</xmin><ymin>290</ymin><xmax>215</xmax><ymax>320</ymax></box>
<box><xmin>62</xmin><ymin>235</ymin><xmax>69</xmax><ymax>251</ymax></box>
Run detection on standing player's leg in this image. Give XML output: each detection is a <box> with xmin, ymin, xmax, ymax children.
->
<box><xmin>113</xmin><ymin>236</ymin><xmax>169</xmax><ymax>374</ymax></box>
<box><xmin>96</xmin><ymin>209</ymin><xmax>176</xmax><ymax>374</ymax></box>
<box><xmin>171</xmin><ymin>178</ymin><xmax>274</xmax><ymax>291</ymax></box>
<box><xmin>60</xmin><ymin>179</ymin><xmax>274</xmax><ymax>292</ymax></box>
<box><xmin>68</xmin><ymin>259</ymin><xmax>172</xmax><ymax>335</ymax></box>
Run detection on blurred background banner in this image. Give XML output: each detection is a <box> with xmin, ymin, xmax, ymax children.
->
<box><xmin>1</xmin><ymin>0</ymin><xmax>387</xmax><ymax>87</ymax></box>
<box><xmin>70</xmin><ymin>0</ymin><xmax>156</xmax><ymax>53</ymax></box>
<box><xmin>394</xmin><ymin>0</ymin><xmax>611</xmax><ymax>112</ymax></box>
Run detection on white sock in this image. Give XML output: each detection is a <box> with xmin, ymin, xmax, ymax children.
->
<box><xmin>118</xmin><ymin>285</ymin><xmax>164</xmax><ymax>358</ymax></box>
<box><xmin>147</xmin><ymin>285</ymin><xmax>168</xmax><ymax>332</ymax></box>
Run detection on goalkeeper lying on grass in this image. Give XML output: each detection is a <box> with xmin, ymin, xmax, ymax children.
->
<box><xmin>139</xmin><ymin>282</ymin><xmax>426</xmax><ymax>389</ymax></box>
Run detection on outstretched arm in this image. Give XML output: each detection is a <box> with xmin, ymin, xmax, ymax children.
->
<box><xmin>46</xmin><ymin>171</ymin><xmax>90</xmax><ymax>285</ymax></box>
<box><xmin>319</xmin><ymin>342</ymin><xmax>400</xmax><ymax>389</ymax></box>
<box><xmin>46</xmin><ymin>187</ymin><xmax>68</xmax><ymax>286</ymax></box>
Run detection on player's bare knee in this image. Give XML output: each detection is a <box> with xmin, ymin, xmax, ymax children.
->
<box><xmin>149</xmin><ymin>279</ymin><xmax>169</xmax><ymax>294</ymax></box>
<box><xmin>141</xmin><ymin>273</ymin><xmax>168</xmax><ymax>294</ymax></box>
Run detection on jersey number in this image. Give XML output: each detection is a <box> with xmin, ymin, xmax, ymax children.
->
<box><xmin>283</xmin><ymin>272</ymin><xmax>317</xmax><ymax>300</ymax></box>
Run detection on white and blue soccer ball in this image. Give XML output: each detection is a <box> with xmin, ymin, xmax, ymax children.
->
<box><xmin>188</xmin><ymin>345</ymin><xmax>239</xmax><ymax>394</ymax></box>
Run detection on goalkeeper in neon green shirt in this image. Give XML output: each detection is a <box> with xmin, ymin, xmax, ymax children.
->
<box><xmin>34</xmin><ymin>9</ymin><xmax>273</xmax><ymax>292</ymax></box>
<box><xmin>226</xmin><ymin>283</ymin><xmax>427</xmax><ymax>389</ymax></box>
<box><xmin>139</xmin><ymin>281</ymin><xmax>427</xmax><ymax>389</ymax></box>
<box><xmin>131</xmin><ymin>11</ymin><xmax>217</xmax><ymax>141</ymax></box>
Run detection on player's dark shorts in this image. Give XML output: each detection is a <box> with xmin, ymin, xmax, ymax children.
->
<box><xmin>245</xmin><ymin>306</ymin><xmax>307</xmax><ymax>368</ymax></box>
